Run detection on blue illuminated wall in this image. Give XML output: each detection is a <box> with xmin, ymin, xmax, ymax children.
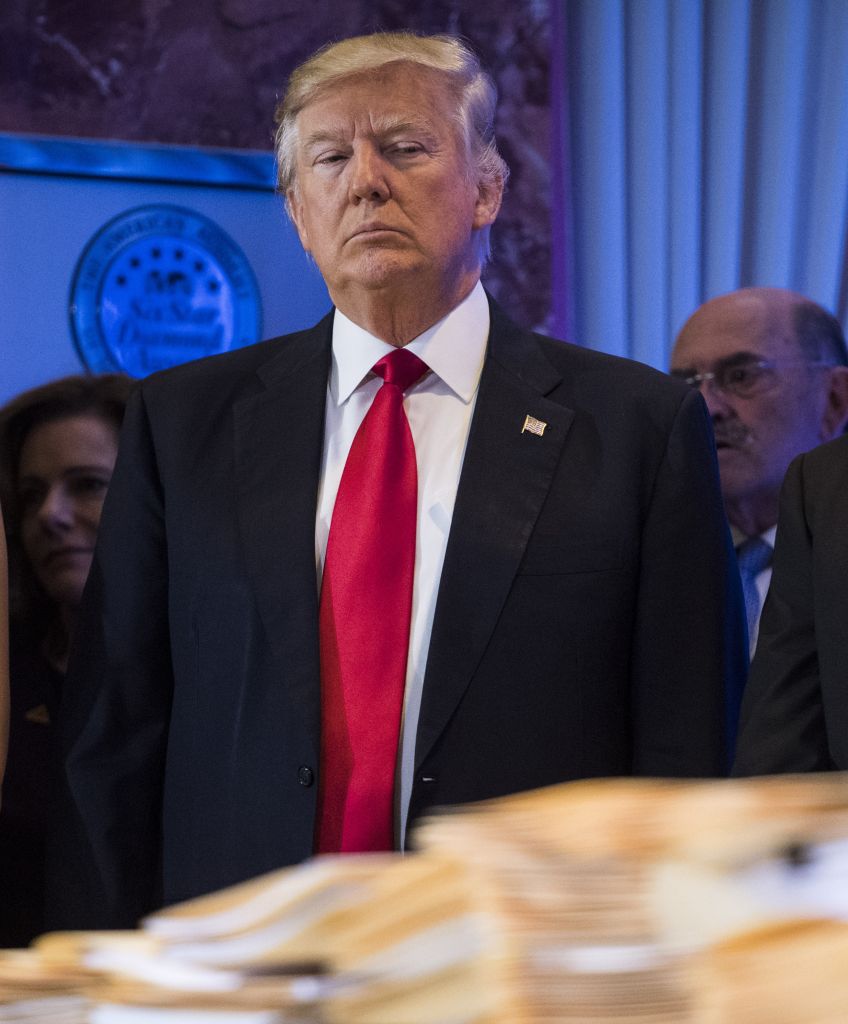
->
<box><xmin>0</xmin><ymin>137</ymin><xmax>330</xmax><ymax>404</ymax></box>
<box><xmin>552</xmin><ymin>0</ymin><xmax>848</xmax><ymax>367</ymax></box>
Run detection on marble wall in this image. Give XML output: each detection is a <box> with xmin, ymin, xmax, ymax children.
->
<box><xmin>0</xmin><ymin>0</ymin><xmax>552</xmax><ymax>329</ymax></box>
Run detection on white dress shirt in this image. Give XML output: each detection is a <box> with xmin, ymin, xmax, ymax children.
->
<box><xmin>732</xmin><ymin>523</ymin><xmax>777</xmax><ymax>656</ymax></box>
<box><xmin>315</xmin><ymin>281</ymin><xmax>490</xmax><ymax>844</ymax></box>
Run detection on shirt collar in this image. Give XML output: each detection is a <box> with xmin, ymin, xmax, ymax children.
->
<box><xmin>330</xmin><ymin>281</ymin><xmax>490</xmax><ymax>406</ymax></box>
<box><xmin>730</xmin><ymin>524</ymin><xmax>777</xmax><ymax>550</ymax></box>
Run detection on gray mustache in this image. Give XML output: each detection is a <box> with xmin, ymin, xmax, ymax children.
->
<box><xmin>711</xmin><ymin>420</ymin><xmax>750</xmax><ymax>447</ymax></box>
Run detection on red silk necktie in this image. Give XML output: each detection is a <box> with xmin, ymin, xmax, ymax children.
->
<box><xmin>316</xmin><ymin>348</ymin><xmax>428</xmax><ymax>853</ymax></box>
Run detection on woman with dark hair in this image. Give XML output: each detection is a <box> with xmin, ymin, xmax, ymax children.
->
<box><xmin>0</xmin><ymin>373</ymin><xmax>133</xmax><ymax>946</ymax></box>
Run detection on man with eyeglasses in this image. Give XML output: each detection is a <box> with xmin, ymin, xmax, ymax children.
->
<box><xmin>670</xmin><ymin>288</ymin><xmax>848</xmax><ymax>671</ymax></box>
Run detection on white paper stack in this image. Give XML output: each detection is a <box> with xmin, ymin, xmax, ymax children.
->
<box><xmin>8</xmin><ymin>773</ymin><xmax>848</xmax><ymax>1023</ymax></box>
<box><xmin>0</xmin><ymin>947</ymin><xmax>92</xmax><ymax>1023</ymax></box>
<box><xmin>410</xmin><ymin>773</ymin><xmax>848</xmax><ymax>1024</ymax></box>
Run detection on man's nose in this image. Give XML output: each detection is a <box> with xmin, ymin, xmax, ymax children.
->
<box><xmin>695</xmin><ymin>377</ymin><xmax>734</xmax><ymax>418</ymax></box>
<box><xmin>348</xmin><ymin>146</ymin><xmax>390</xmax><ymax>203</ymax></box>
<box><xmin>37</xmin><ymin>486</ymin><xmax>73</xmax><ymax>532</ymax></box>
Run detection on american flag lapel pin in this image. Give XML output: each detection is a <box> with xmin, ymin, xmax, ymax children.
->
<box><xmin>522</xmin><ymin>414</ymin><xmax>547</xmax><ymax>437</ymax></box>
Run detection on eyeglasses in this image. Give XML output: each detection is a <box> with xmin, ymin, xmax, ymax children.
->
<box><xmin>670</xmin><ymin>359</ymin><xmax>832</xmax><ymax>398</ymax></box>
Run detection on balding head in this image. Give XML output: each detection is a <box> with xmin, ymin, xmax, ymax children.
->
<box><xmin>677</xmin><ymin>287</ymin><xmax>846</xmax><ymax>364</ymax></box>
<box><xmin>671</xmin><ymin>288</ymin><xmax>848</xmax><ymax>535</ymax></box>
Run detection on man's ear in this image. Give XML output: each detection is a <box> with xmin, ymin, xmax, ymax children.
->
<box><xmin>286</xmin><ymin>188</ymin><xmax>311</xmax><ymax>253</ymax></box>
<box><xmin>819</xmin><ymin>365</ymin><xmax>848</xmax><ymax>440</ymax></box>
<box><xmin>472</xmin><ymin>173</ymin><xmax>504</xmax><ymax>231</ymax></box>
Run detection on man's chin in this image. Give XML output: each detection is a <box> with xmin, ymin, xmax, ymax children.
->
<box><xmin>348</xmin><ymin>250</ymin><xmax>424</xmax><ymax>289</ymax></box>
<box><xmin>716</xmin><ymin>444</ymin><xmax>747</xmax><ymax>464</ymax></box>
<box><xmin>716</xmin><ymin>447</ymin><xmax>753</xmax><ymax>480</ymax></box>
<box><xmin>718</xmin><ymin>476</ymin><xmax>766</xmax><ymax>516</ymax></box>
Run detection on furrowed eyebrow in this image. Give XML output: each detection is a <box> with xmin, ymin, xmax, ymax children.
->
<box><xmin>672</xmin><ymin>351</ymin><xmax>763</xmax><ymax>374</ymax></box>
<box><xmin>301</xmin><ymin>129</ymin><xmax>347</xmax><ymax>151</ymax></box>
<box><xmin>374</xmin><ymin>117</ymin><xmax>435</xmax><ymax>137</ymax></box>
<box><xmin>713</xmin><ymin>351</ymin><xmax>764</xmax><ymax>369</ymax></box>
<box><xmin>301</xmin><ymin>118</ymin><xmax>437</xmax><ymax>152</ymax></box>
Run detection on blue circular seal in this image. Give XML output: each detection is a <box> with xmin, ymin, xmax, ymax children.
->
<box><xmin>70</xmin><ymin>204</ymin><xmax>262</xmax><ymax>376</ymax></box>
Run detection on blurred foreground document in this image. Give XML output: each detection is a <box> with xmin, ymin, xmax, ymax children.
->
<box><xmin>6</xmin><ymin>773</ymin><xmax>848</xmax><ymax>1022</ymax></box>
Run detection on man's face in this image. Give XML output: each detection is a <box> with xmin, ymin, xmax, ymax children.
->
<box><xmin>671</xmin><ymin>294</ymin><xmax>835</xmax><ymax>531</ymax></box>
<box><xmin>286</xmin><ymin>62</ymin><xmax>501</xmax><ymax>304</ymax></box>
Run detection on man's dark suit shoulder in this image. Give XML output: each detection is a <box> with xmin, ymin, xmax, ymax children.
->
<box><xmin>486</xmin><ymin>301</ymin><xmax>700</xmax><ymax>430</ymax></box>
<box><xmin>790</xmin><ymin>433</ymin><xmax>848</xmax><ymax>525</ymax></box>
<box><xmin>140</xmin><ymin>301</ymin><xmax>687</xmax><ymax>424</ymax></box>
<box><xmin>136</xmin><ymin>312</ymin><xmax>334</xmax><ymax>408</ymax></box>
<box><xmin>734</xmin><ymin>432</ymin><xmax>848</xmax><ymax>774</ymax></box>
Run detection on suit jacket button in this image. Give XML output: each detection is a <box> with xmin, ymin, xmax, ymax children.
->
<box><xmin>298</xmin><ymin>766</ymin><xmax>314</xmax><ymax>787</ymax></box>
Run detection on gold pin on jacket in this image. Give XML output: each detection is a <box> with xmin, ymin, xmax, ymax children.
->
<box><xmin>522</xmin><ymin>414</ymin><xmax>547</xmax><ymax>437</ymax></box>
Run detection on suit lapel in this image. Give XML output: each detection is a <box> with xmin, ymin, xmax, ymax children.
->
<box><xmin>415</xmin><ymin>306</ymin><xmax>575</xmax><ymax>769</ymax></box>
<box><xmin>233</xmin><ymin>315</ymin><xmax>333</xmax><ymax>750</ymax></box>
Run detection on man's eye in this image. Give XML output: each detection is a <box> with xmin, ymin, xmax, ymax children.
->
<box><xmin>315</xmin><ymin>153</ymin><xmax>347</xmax><ymax>166</ymax></box>
<box><xmin>389</xmin><ymin>143</ymin><xmax>424</xmax><ymax>156</ymax></box>
<box><xmin>724</xmin><ymin>366</ymin><xmax>759</xmax><ymax>387</ymax></box>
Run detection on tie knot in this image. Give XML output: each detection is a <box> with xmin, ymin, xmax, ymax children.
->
<box><xmin>736</xmin><ymin>536</ymin><xmax>773</xmax><ymax>578</ymax></box>
<box><xmin>373</xmin><ymin>349</ymin><xmax>428</xmax><ymax>393</ymax></box>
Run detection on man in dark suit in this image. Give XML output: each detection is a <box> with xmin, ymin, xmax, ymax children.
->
<box><xmin>734</xmin><ymin>434</ymin><xmax>848</xmax><ymax>773</ymax></box>
<box><xmin>51</xmin><ymin>32</ymin><xmax>746</xmax><ymax>930</ymax></box>
<box><xmin>670</xmin><ymin>289</ymin><xmax>848</xmax><ymax>750</ymax></box>
<box><xmin>670</xmin><ymin>290</ymin><xmax>848</xmax><ymax>660</ymax></box>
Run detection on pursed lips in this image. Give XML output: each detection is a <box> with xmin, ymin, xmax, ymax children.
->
<box><xmin>42</xmin><ymin>546</ymin><xmax>93</xmax><ymax>566</ymax></box>
<box><xmin>346</xmin><ymin>223</ymin><xmax>405</xmax><ymax>242</ymax></box>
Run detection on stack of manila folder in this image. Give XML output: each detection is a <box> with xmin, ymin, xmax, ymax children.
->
<box><xmin>3</xmin><ymin>772</ymin><xmax>848</xmax><ymax>1023</ymax></box>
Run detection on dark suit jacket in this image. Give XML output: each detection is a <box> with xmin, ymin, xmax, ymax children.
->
<box><xmin>734</xmin><ymin>434</ymin><xmax>848</xmax><ymax>774</ymax></box>
<box><xmin>51</xmin><ymin>300</ymin><xmax>745</xmax><ymax>929</ymax></box>
<box><xmin>0</xmin><ymin>644</ymin><xmax>61</xmax><ymax>945</ymax></box>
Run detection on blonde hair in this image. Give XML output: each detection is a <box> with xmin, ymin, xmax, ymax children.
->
<box><xmin>274</xmin><ymin>32</ymin><xmax>509</xmax><ymax>210</ymax></box>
